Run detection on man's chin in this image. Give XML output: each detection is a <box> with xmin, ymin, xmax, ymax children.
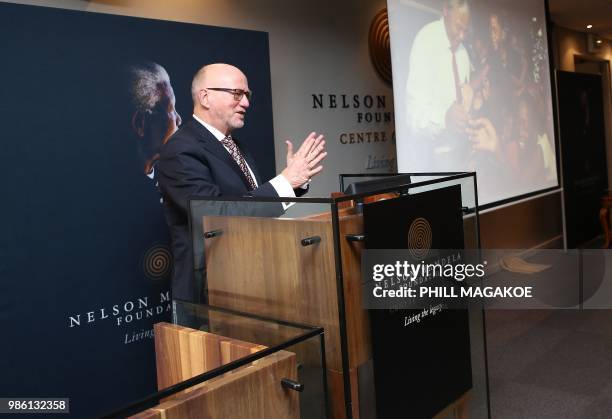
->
<box><xmin>231</xmin><ymin>120</ymin><xmax>245</xmax><ymax>130</ymax></box>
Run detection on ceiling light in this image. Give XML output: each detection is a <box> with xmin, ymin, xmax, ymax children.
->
<box><xmin>587</xmin><ymin>24</ymin><xmax>593</xmax><ymax>29</ymax></box>
<box><xmin>597</xmin><ymin>39</ymin><xmax>603</xmax><ymax>44</ymax></box>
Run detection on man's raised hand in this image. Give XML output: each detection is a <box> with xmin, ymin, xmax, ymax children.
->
<box><xmin>282</xmin><ymin>132</ymin><xmax>326</xmax><ymax>188</ymax></box>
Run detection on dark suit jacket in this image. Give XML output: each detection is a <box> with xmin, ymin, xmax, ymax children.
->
<box><xmin>157</xmin><ymin>117</ymin><xmax>301</xmax><ymax>302</ymax></box>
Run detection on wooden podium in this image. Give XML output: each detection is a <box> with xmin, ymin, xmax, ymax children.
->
<box><xmin>199</xmin><ymin>187</ymin><xmax>474</xmax><ymax>419</ymax></box>
<box><xmin>203</xmin><ymin>207</ymin><xmax>367</xmax><ymax>419</ymax></box>
<box><xmin>131</xmin><ymin>322</ymin><xmax>299</xmax><ymax>419</ymax></box>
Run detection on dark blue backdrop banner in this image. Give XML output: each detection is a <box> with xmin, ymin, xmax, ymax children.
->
<box><xmin>0</xmin><ymin>3</ymin><xmax>275</xmax><ymax>418</ymax></box>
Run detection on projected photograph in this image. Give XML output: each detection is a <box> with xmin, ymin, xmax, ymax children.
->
<box><xmin>388</xmin><ymin>0</ymin><xmax>558</xmax><ymax>205</ymax></box>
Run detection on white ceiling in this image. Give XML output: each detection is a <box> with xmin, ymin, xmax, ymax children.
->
<box><xmin>549</xmin><ymin>0</ymin><xmax>612</xmax><ymax>39</ymax></box>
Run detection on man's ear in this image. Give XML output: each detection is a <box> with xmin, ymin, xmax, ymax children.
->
<box><xmin>199</xmin><ymin>89</ymin><xmax>209</xmax><ymax>109</ymax></box>
<box><xmin>131</xmin><ymin>110</ymin><xmax>146</xmax><ymax>138</ymax></box>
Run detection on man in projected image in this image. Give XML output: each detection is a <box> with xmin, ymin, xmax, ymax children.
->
<box><xmin>126</xmin><ymin>62</ymin><xmax>183</xmax><ymax>180</ymax></box>
<box><xmin>157</xmin><ymin>63</ymin><xmax>326</xmax><ymax>302</ymax></box>
<box><xmin>405</xmin><ymin>0</ymin><xmax>472</xmax><ymax>170</ymax></box>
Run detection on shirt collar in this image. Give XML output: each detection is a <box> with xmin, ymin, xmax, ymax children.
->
<box><xmin>192</xmin><ymin>114</ymin><xmax>227</xmax><ymax>141</ymax></box>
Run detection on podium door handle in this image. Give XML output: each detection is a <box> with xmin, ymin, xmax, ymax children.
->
<box><xmin>301</xmin><ymin>236</ymin><xmax>321</xmax><ymax>246</ymax></box>
<box><xmin>345</xmin><ymin>234</ymin><xmax>365</xmax><ymax>242</ymax></box>
<box><xmin>281</xmin><ymin>378</ymin><xmax>304</xmax><ymax>392</ymax></box>
<box><xmin>203</xmin><ymin>229</ymin><xmax>223</xmax><ymax>239</ymax></box>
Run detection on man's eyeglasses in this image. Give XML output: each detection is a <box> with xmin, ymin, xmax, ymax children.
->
<box><xmin>206</xmin><ymin>87</ymin><xmax>252</xmax><ymax>102</ymax></box>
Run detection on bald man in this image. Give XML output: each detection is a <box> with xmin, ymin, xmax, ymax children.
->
<box><xmin>157</xmin><ymin>63</ymin><xmax>326</xmax><ymax>302</ymax></box>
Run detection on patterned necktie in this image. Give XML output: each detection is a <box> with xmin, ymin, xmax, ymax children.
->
<box><xmin>220</xmin><ymin>135</ymin><xmax>257</xmax><ymax>190</ymax></box>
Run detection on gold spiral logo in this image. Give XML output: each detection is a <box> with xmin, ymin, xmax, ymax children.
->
<box><xmin>369</xmin><ymin>8</ymin><xmax>393</xmax><ymax>85</ymax></box>
<box><xmin>142</xmin><ymin>245</ymin><xmax>172</xmax><ymax>280</ymax></box>
<box><xmin>407</xmin><ymin>218</ymin><xmax>432</xmax><ymax>260</ymax></box>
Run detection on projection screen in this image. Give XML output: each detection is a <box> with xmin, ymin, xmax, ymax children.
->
<box><xmin>388</xmin><ymin>0</ymin><xmax>558</xmax><ymax>206</ymax></box>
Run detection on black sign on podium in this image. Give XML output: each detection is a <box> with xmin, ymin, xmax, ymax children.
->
<box><xmin>364</xmin><ymin>185</ymin><xmax>473</xmax><ymax>418</ymax></box>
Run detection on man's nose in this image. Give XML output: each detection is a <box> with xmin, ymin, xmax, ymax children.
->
<box><xmin>175</xmin><ymin>111</ymin><xmax>183</xmax><ymax>126</ymax></box>
<box><xmin>239</xmin><ymin>94</ymin><xmax>250</xmax><ymax>109</ymax></box>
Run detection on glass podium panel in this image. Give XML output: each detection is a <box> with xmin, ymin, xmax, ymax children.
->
<box><xmin>103</xmin><ymin>301</ymin><xmax>326</xmax><ymax>418</ymax></box>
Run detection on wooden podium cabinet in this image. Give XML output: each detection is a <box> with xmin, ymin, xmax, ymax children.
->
<box><xmin>130</xmin><ymin>322</ymin><xmax>299</xmax><ymax>419</ymax></box>
<box><xmin>112</xmin><ymin>303</ymin><xmax>326</xmax><ymax>419</ymax></box>
<box><xmin>195</xmin><ymin>174</ymin><xmax>484</xmax><ymax>419</ymax></box>
<box><xmin>203</xmin><ymin>208</ymin><xmax>367</xmax><ymax>419</ymax></box>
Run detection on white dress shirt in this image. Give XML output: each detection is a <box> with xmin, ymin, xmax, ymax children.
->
<box><xmin>406</xmin><ymin>17</ymin><xmax>471</xmax><ymax>140</ymax></box>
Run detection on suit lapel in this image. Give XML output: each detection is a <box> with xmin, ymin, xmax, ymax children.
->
<box><xmin>188</xmin><ymin>118</ymin><xmax>254</xmax><ymax>190</ymax></box>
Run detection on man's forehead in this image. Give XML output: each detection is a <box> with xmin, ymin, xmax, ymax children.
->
<box><xmin>157</xmin><ymin>82</ymin><xmax>175</xmax><ymax>103</ymax></box>
<box><xmin>207</xmin><ymin>65</ymin><xmax>248</xmax><ymax>86</ymax></box>
<box><xmin>446</xmin><ymin>2</ymin><xmax>469</xmax><ymax>17</ymax></box>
